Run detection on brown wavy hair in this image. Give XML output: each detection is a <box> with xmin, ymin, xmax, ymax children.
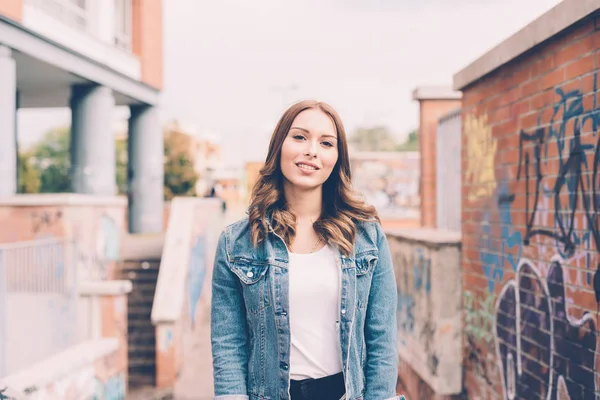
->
<box><xmin>248</xmin><ymin>100</ymin><xmax>379</xmax><ymax>256</ymax></box>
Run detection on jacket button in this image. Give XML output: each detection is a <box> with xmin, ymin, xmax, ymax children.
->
<box><xmin>341</xmin><ymin>309</ymin><xmax>346</xmax><ymax>314</ymax></box>
<box><xmin>281</xmin><ymin>311</ymin><xmax>287</xmax><ymax>316</ymax></box>
<box><xmin>247</xmin><ymin>271</ymin><xmax>254</xmax><ymax>278</ymax></box>
<box><xmin>281</xmin><ymin>362</ymin><xmax>289</xmax><ymax>370</ymax></box>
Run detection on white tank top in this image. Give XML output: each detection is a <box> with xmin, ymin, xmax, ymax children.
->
<box><xmin>288</xmin><ymin>244</ymin><xmax>343</xmax><ymax>380</ymax></box>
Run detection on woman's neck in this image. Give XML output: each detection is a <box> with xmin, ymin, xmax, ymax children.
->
<box><xmin>283</xmin><ymin>184</ymin><xmax>323</xmax><ymax>221</ymax></box>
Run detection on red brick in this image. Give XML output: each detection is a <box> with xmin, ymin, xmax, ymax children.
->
<box><xmin>133</xmin><ymin>0</ymin><xmax>163</xmax><ymax>89</ymax></box>
<box><xmin>540</xmin><ymin>68</ymin><xmax>565</xmax><ymax>90</ymax></box>
<box><xmin>565</xmin><ymin>54</ymin><xmax>595</xmax><ymax>80</ymax></box>
<box><xmin>520</xmin><ymin>79</ymin><xmax>540</xmax><ymax>98</ymax></box>
<box><xmin>531</xmin><ymin>90</ymin><xmax>555</xmax><ymax>110</ymax></box>
<box><xmin>0</xmin><ymin>0</ymin><xmax>22</xmax><ymax>21</ymax></box>
<box><xmin>531</xmin><ymin>57</ymin><xmax>555</xmax><ymax>77</ymax></box>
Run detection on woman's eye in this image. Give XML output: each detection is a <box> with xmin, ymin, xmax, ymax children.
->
<box><xmin>293</xmin><ymin>135</ymin><xmax>305</xmax><ymax>140</ymax></box>
<box><xmin>322</xmin><ymin>141</ymin><xmax>334</xmax><ymax>147</ymax></box>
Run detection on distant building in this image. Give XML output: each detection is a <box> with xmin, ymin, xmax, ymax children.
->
<box><xmin>0</xmin><ymin>0</ymin><xmax>165</xmax><ymax>233</ymax></box>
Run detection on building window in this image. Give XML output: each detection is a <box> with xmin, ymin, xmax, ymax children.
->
<box><xmin>27</xmin><ymin>0</ymin><xmax>89</xmax><ymax>32</ymax></box>
<box><xmin>114</xmin><ymin>0</ymin><xmax>132</xmax><ymax>51</ymax></box>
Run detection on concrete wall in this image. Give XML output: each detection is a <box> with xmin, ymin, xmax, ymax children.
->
<box><xmin>152</xmin><ymin>198</ymin><xmax>224</xmax><ymax>398</ymax></box>
<box><xmin>0</xmin><ymin>195</ymin><xmax>126</xmax><ymax>280</ymax></box>
<box><xmin>388</xmin><ymin>229</ymin><xmax>462</xmax><ymax>398</ymax></box>
<box><xmin>413</xmin><ymin>90</ymin><xmax>462</xmax><ymax>229</ymax></box>
<box><xmin>458</xmin><ymin>9</ymin><xmax>600</xmax><ymax>400</ymax></box>
<box><xmin>2</xmin><ymin>282</ymin><xmax>130</xmax><ymax>400</ymax></box>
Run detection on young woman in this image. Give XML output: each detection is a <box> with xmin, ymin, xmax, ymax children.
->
<box><xmin>211</xmin><ymin>100</ymin><xmax>401</xmax><ymax>400</ymax></box>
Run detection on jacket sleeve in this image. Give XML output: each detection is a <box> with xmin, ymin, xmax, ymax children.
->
<box><xmin>363</xmin><ymin>222</ymin><xmax>400</xmax><ymax>400</ymax></box>
<box><xmin>211</xmin><ymin>230</ymin><xmax>250</xmax><ymax>399</ymax></box>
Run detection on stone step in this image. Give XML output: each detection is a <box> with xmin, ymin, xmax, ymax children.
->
<box><xmin>128</xmin><ymin>374</ymin><xmax>156</xmax><ymax>388</ymax></box>
<box><xmin>128</xmin><ymin>386</ymin><xmax>173</xmax><ymax>400</ymax></box>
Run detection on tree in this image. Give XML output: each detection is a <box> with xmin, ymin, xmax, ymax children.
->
<box><xmin>349</xmin><ymin>126</ymin><xmax>399</xmax><ymax>152</ymax></box>
<box><xmin>27</xmin><ymin>126</ymin><xmax>128</xmax><ymax>194</ymax></box>
<box><xmin>396</xmin><ymin>129</ymin><xmax>418</xmax><ymax>152</ymax></box>
<box><xmin>17</xmin><ymin>150</ymin><xmax>41</xmax><ymax>193</ymax></box>
<box><xmin>163</xmin><ymin>126</ymin><xmax>199</xmax><ymax>201</ymax></box>
<box><xmin>24</xmin><ymin>123</ymin><xmax>199</xmax><ymax>200</ymax></box>
<box><xmin>29</xmin><ymin>126</ymin><xmax>71</xmax><ymax>193</ymax></box>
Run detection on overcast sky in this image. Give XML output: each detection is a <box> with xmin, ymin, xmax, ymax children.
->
<box><xmin>18</xmin><ymin>0</ymin><xmax>561</xmax><ymax>167</ymax></box>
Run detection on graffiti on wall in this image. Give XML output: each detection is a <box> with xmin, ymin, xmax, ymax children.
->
<box><xmin>396</xmin><ymin>248</ymin><xmax>432</xmax><ymax>343</ymax></box>
<box><xmin>395</xmin><ymin>246</ymin><xmax>437</xmax><ymax>370</ymax></box>
<box><xmin>188</xmin><ymin>236</ymin><xmax>207</xmax><ymax>327</ymax></box>
<box><xmin>350</xmin><ymin>153</ymin><xmax>420</xmax><ymax>219</ymax></box>
<box><xmin>467</xmin><ymin>73</ymin><xmax>600</xmax><ymax>399</ymax></box>
<box><xmin>515</xmin><ymin>75</ymin><xmax>600</xmax><ymax>295</ymax></box>
<box><xmin>464</xmin><ymin>113</ymin><xmax>497</xmax><ymax>201</ymax></box>
<box><xmin>495</xmin><ymin>258</ymin><xmax>597</xmax><ymax>399</ymax></box>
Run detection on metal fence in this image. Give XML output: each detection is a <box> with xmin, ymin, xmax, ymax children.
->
<box><xmin>436</xmin><ymin>108</ymin><xmax>462</xmax><ymax>232</ymax></box>
<box><xmin>0</xmin><ymin>238</ymin><xmax>78</xmax><ymax>377</ymax></box>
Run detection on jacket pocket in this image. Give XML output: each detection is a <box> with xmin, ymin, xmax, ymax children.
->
<box><xmin>356</xmin><ymin>253</ymin><xmax>378</xmax><ymax>276</ymax></box>
<box><xmin>229</xmin><ymin>258</ymin><xmax>270</xmax><ymax>314</ymax></box>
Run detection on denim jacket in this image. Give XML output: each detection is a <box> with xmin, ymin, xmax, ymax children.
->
<box><xmin>210</xmin><ymin>215</ymin><xmax>401</xmax><ymax>400</ymax></box>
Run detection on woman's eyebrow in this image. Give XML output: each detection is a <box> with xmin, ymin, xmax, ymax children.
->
<box><xmin>290</xmin><ymin>126</ymin><xmax>337</xmax><ymax>139</ymax></box>
<box><xmin>290</xmin><ymin>126</ymin><xmax>309</xmax><ymax>133</ymax></box>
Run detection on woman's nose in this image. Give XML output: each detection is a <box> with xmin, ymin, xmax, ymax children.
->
<box><xmin>304</xmin><ymin>141</ymin><xmax>317</xmax><ymax>158</ymax></box>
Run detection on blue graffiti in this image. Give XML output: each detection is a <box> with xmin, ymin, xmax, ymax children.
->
<box><xmin>188</xmin><ymin>236</ymin><xmax>207</xmax><ymax>326</ymax></box>
<box><xmin>480</xmin><ymin>182</ymin><xmax>523</xmax><ymax>292</ymax></box>
<box><xmin>397</xmin><ymin>293</ymin><xmax>415</xmax><ymax>337</ymax></box>
<box><xmin>100</xmin><ymin>214</ymin><xmax>120</xmax><ymax>261</ymax></box>
<box><xmin>413</xmin><ymin>248</ymin><xmax>431</xmax><ymax>293</ymax></box>
<box><xmin>93</xmin><ymin>373</ymin><xmax>126</xmax><ymax>400</ymax></box>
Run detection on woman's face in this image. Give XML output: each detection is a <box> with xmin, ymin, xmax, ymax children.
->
<box><xmin>280</xmin><ymin>108</ymin><xmax>339</xmax><ymax>191</ymax></box>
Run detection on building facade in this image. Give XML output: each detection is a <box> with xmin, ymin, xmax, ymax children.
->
<box><xmin>0</xmin><ymin>0</ymin><xmax>164</xmax><ymax>233</ymax></box>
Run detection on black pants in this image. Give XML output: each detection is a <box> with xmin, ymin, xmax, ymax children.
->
<box><xmin>290</xmin><ymin>372</ymin><xmax>346</xmax><ymax>400</ymax></box>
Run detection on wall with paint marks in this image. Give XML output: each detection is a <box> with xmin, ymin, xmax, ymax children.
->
<box><xmin>459</xmin><ymin>11</ymin><xmax>600</xmax><ymax>400</ymax></box>
<box><xmin>388</xmin><ymin>228</ymin><xmax>462</xmax><ymax>396</ymax></box>
<box><xmin>152</xmin><ymin>197</ymin><xmax>224</xmax><ymax>397</ymax></box>
<box><xmin>0</xmin><ymin>194</ymin><xmax>126</xmax><ymax>280</ymax></box>
<box><xmin>23</xmin><ymin>346</ymin><xmax>126</xmax><ymax>400</ymax></box>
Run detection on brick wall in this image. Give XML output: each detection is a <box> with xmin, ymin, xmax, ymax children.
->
<box><xmin>461</xmin><ymin>14</ymin><xmax>600</xmax><ymax>399</ymax></box>
<box><xmin>0</xmin><ymin>0</ymin><xmax>22</xmax><ymax>22</ymax></box>
<box><xmin>132</xmin><ymin>0</ymin><xmax>163</xmax><ymax>89</ymax></box>
<box><xmin>417</xmin><ymin>98</ymin><xmax>461</xmax><ymax>228</ymax></box>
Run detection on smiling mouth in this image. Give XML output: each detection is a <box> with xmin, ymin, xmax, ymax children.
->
<box><xmin>296</xmin><ymin>163</ymin><xmax>319</xmax><ymax>171</ymax></box>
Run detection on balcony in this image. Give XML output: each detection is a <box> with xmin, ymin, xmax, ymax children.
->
<box><xmin>22</xmin><ymin>0</ymin><xmax>140</xmax><ymax>80</ymax></box>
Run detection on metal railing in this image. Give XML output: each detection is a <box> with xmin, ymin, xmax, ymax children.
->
<box><xmin>0</xmin><ymin>238</ymin><xmax>78</xmax><ymax>377</ymax></box>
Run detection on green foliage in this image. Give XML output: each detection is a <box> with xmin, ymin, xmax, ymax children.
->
<box><xmin>349</xmin><ymin>126</ymin><xmax>398</xmax><ymax>152</ymax></box>
<box><xmin>396</xmin><ymin>129</ymin><xmax>419</xmax><ymax>152</ymax></box>
<box><xmin>24</xmin><ymin>126</ymin><xmax>128</xmax><ymax>194</ymax></box>
<box><xmin>163</xmin><ymin>129</ymin><xmax>199</xmax><ymax>201</ymax></box>
<box><xmin>21</xmin><ymin>124</ymin><xmax>199</xmax><ymax>199</ymax></box>
<box><xmin>115</xmin><ymin>137</ymin><xmax>127</xmax><ymax>195</ymax></box>
<box><xmin>17</xmin><ymin>151</ymin><xmax>41</xmax><ymax>194</ymax></box>
<box><xmin>29</xmin><ymin>126</ymin><xmax>71</xmax><ymax>193</ymax></box>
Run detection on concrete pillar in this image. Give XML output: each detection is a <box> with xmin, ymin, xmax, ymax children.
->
<box><xmin>70</xmin><ymin>84</ymin><xmax>116</xmax><ymax>195</ymax></box>
<box><xmin>128</xmin><ymin>105</ymin><xmax>164</xmax><ymax>233</ymax></box>
<box><xmin>412</xmin><ymin>86</ymin><xmax>462</xmax><ymax>228</ymax></box>
<box><xmin>0</xmin><ymin>46</ymin><xmax>17</xmax><ymax>197</ymax></box>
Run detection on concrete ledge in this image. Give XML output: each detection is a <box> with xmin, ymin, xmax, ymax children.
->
<box><xmin>0</xmin><ymin>193</ymin><xmax>127</xmax><ymax>207</ymax></box>
<box><xmin>412</xmin><ymin>86</ymin><xmax>462</xmax><ymax>101</ymax></box>
<box><xmin>0</xmin><ymin>338</ymin><xmax>118</xmax><ymax>395</ymax></box>
<box><xmin>151</xmin><ymin>198</ymin><xmax>199</xmax><ymax>324</ymax></box>
<box><xmin>79</xmin><ymin>280</ymin><xmax>132</xmax><ymax>296</ymax></box>
<box><xmin>454</xmin><ymin>0</ymin><xmax>600</xmax><ymax>90</ymax></box>
<box><xmin>386</xmin><ymin>228</ymin><xmax>461</xmax><ymax>247</ymax></box>
<box><xmin>119</xmin><ymin>233</ymin><xmax>165</xmax><ymax>261</ymax></box>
